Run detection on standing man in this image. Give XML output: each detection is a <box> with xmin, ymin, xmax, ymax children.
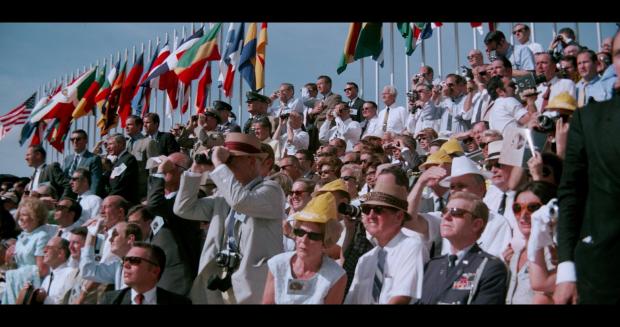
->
<box><xmin>555</xmin><ymin>31</ymin><xmax>620</xmax><ymax>305</ymax></box>
<box><xmin>242</xmin><ymin>91</ymin><xmax>273</xmax><ymax>135</ymax></box>
<box><xmin>418</xmin><ymin>192</ymin><xmax>508</xmax><ymax>304</ymax></box>
<box><xmin>70</xmin><ymin>168</ymin><xmax>102</xmax><ymax>225</ymax></box>
<box><xmin>512</xmin><ymin>23</ymin><xmax>544</xmax><ymax>54</ymax></box>
<box><xmin>535</xmin><ymin>52</ymin><xmax>576</xmax><ymax>112</ymax></box>
<box><xmin>484</xmin><ymin>30</ymin><xmax>535</xmax><ymax>77</ymax></box>
<box><xmin>268</xmin><ymin>82</ymin><xmax>304</xmax><ymax>116</ymax></box>
<box><xmin>63</xmin><ymin>129</ymin><xmax>102</xmax><ymax>196</ymax></box>
<box><xmin>25</xmin><ymin>145</ymin><xmax>73</xmax><ymax>198</ymax></box>
<box><xmin>319</xmin><ymin>102</ymin><xmax>362</xmax><ymax>152</ymax></box>
<box><xmin>360</xmin><ymin>101</ymin><xmax>382</xmax><ymax>138</ymax></box>
<box><xmin>105</xmin><ymin>134</ymin><xmax>139</xmax><ymax>205</ymax></box>
<box><xmin>143</xmin><ymin>112</ymin><xmax>180</xmax><ymax>156</ymax></box>
<box><xmin>344</xmin><ymin>82</ymin><xmax>365</xmax><ymax>122</ymax></box>
<box><xmin>575</xmin><ymin>49</ymin><xmax>607</xmax><ymax>106</ymax></box>
<box><xmin>174</xmin><ymin>133</ymin><xmax>285</xmax><ymax>304</ymax></box>
<box><xmin>214</xmin><ymin>100</ymin><xmax>241</xmax><ymax>134</ymax></box>
<box><xmin>376</xmin><ymin>85</ymin><xmax>408</xmax><ymax>136</ymax></box>
<box><xmin>125</xmin><ymin>115</ymin><xmax>160</xmax><ymax>202</ymax></box>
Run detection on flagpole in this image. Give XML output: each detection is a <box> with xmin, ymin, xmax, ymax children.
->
<box><xmin>510</xmin><ymin>23</ymin><xmax>514</xmax><ymax>45</ymax></box>
<box><xmin>179</xmin><ymin>26</ymin><xmax>185</xmax><ymax>126</ymax></box>
<box><xmin>239</xmin><ymin>72</ymin><xmax>243</xmax><ymax>128</ymax></box>
<box><xmin>552</xmin><ymin>23</ymin><xmax>557</xmax><ymax>36</ymax></box>
<box><xmin>375</xmin><ymin>60</ymin><xmax>379</xmax><ymax>103</ymax></box>
<box><xmin>575</xmin><ymin>22</ymin><xmax>580</xmax><ymax>43</ymax></box>
<box><xmin>596</xmin><ymin>23</ymin><xmax>602</xmax><ymax>52</ymax></box>
<box><xmin>473</xmin><ymin>27</ymin><xmax>477</xmax><ymax>50</ymax></box>
<box><xmin>218</xmin><ymin>22</ymin><xmax>223</xmax><ymax>101</ymax></box>
<box><xmin>157</xmin><ymin>35</ymin><xmax>163</xmax><ymax>133</ymax></box>
<box><xmin>405</xmin><ymin>50</ymin><xmax>409</xmax><ymax>108</ymax></box>
<box><xmin>169</xmin><ymin>29</ymin><xmax>176</xmax><ymax>130</ymax></box>
<box><xmin>390</xmin><ymin>22</ymin><xmax>395</xmax><ymax>86</ymax></box>
<box><xmin>360</xmin><ymin>58</ymin><xmax>365</xmax><ymax>99</ymax></box>
<box><xmin>454</xmin><ymin>23</ymin><xmax>460</xmax><ymax>71</ymax></box>
<box><xmin>437</xmin><ymin>24</ymin><xmax>443</xmax><ymax>79</ymax></box>
<box><xmin>421</xmin><ymin>39</ymin><xmax>426</xmax><ymax>65</ymax></box>
<box><xmin>531</xmin><ymin>23</ymin><xmax>536</xmax><ymax>43</ymax></box>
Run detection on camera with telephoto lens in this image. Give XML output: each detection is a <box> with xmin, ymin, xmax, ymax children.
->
<box><xmin>194</xmin><ymin>148</ymin><xmax>213</xmax><ymax>165</ymax></box>
<box><xmin>459</xmin><ymin>65</ymin><xmax>474</xmax><ymax>81</ymax></box>
<box><xmin>338</xmin><ymin>203</ymin><xmax>362</xmax><ymax>219</ymax></box>
<box><xmin>537</xmin><ymin>111</ymin><xmax>561</xmax><ymax>132</ymax></box>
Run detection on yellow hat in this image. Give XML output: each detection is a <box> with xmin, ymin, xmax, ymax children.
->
<box><xmin>420</xmin><ymin>149</ymin><xmax>452</xmax><ymax>170</ymax></box>
<box><xmin>312</xmin><ymin>178</ymin><xmax>350</xmax><ymax>199</ymax></box>
<box><xmin>547</xmin><ymin>91</ymin><xmax>577</xmax><ymax>111</ymax></box>
<box><xmin>440</xmin><ymin>138</ymin><xmax>464</xmax><ymax>156</ymax></box>
<box><xmin>293</xmin><ymin>192</ymin><xmax>338</xmax><ymax>224</ymax></box>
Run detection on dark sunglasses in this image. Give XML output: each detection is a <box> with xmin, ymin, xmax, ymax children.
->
<box><xmin>123</xmin><ymin>256</ymin><xmax>159</xmax><ymax>267</ymax></box>
<box><xmin>512</xmin><ymin>28</ymin><xmax>526</xmax><ymax>35</ymax></box>
<box><xmin>320</xmin><ymin>170</ymin><xmax>334</xmax><ymax>175</ymax></box>
<box><xmin>478</xmin><ymin>71</ymin><xmax>488</xmax><ymax>76</ymax></box>
<box><xmin>512</xmin><ymin>202</ymin><xmax>542</xmax><ymax>215</ymax></box>
<box><xmin>484</xmin><ymin>161</ymin><xmax>503</xmax><ymax>171</ymax></box>
<box><xmin>462</xmin><ymin>137</ymin><xmax>475</xmax><ymax>144</ymax></box>
<box><xmin>70</xmin><ymin>137</ymin><xmax>83</xmax><ymax>142</ymax></box>
<box><xmin>293</xmin><ymin>228</ymin><xmax>323</xmax><ymax>241</ymax></box>
<box><xmin>344</xmin><ymin>88</ymin><xmax>353</xmax><ymax>92</ymax></box>
<box><xmin>341</xmin><ymin>175</ymin><xmax>357</xmax><ymax>182</ymax></box>
<box><xmin>479</xmin><ymin>142</ymin><xmax>488</xmax><ymax>148</ymax></box>
<box><xmin>442</xmin><ymin>207</ymin><xmax>475</xmax><ymax>219</ymax></box>
<box><xmin>70</xmin><ymin>176</ymin><xmax>81</xmax><ymax>181</ymax></box>
<box><xmin>55</xmin><ymin>204</ymin><xmax>70</xmax><ymax>211</ymax></box>
<box><xmin>290</xmin><ymin>190</ymin><xmax>307</xmax><ymax>197</ymax></box>
<box><xmin>361</xmin><ymin>205</ymin><xmax>394</xmax><ymax>215</ymax></box>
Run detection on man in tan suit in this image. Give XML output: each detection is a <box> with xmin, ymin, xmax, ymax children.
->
<box><xmin>174</xmin><ymin>133</ymin><xmax>285</xmax><ymax>304</ymax></box>
<box><xmin>125</xmin><ymin>115</ymin><xmax>160</xmax><ymax>201</ymax></box>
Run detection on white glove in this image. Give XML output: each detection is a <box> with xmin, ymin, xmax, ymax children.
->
<box><xmin>527</xmin><ymin>198</ymin><xmax>558</xmax><ymax>262</ymax></box>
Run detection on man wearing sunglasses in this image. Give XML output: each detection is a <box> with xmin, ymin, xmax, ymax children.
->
<box><xmin>344</xmin><ymin>82</ymin><xmax>365</xmax><ymax>122</ymax></box>
<box><xmin>419</xmin><ymin>192</ymin><xmax>508</xmax><ymax>304</ymax></box>
<box><xmin>52</xmin><ymin>197</ymin><xmax>82</xmax><ymax>240</ymax></box>
<box><xmin>484</xmin><ymin>30</ymin><xmax>535</xmax><ymax>78</ymax></box>
<box><xmin>345</xmin><ymin>182</ymin><xmax>428</xmax><ymax>304</ymax></box>
<box><xmin>512</xmin><ymin>24</ymin><xmax>543</xmax><ymax>55</ymax></box>
<box><xmin>102</xmin><ymin>243</ymin><xmax>190</xmax><ymax>304</ymax></box>
<box><xmin>63</xmin><ymin>129</ymin><xmax>103</xmax><ymax>196</ymax></box>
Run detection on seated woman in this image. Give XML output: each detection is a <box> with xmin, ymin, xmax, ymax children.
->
<box><xmin>505</xmin><ymin>181</ymin><xmax>557</xmax><ymax>304</ymax></box>
<box><xmin>262</xmin><ymin>192</ymin><xmax>346</xmax><ymax>304</ymax></box>
<box><xmin>1</xmin><ymin>197</ymin><xmax>52</xmax><ymax>304</ymax></box>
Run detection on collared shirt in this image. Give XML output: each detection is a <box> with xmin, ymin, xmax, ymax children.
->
<box><xmin>594</xmin><ymin>64</ymin><xmax>617</xmax><ymax>101</ymax></box>
<box><xmin>376</xmin><ymin>105</ymin><xmax>408</xmax><ymax>136</ymax></box>
<box><xmin>505</xmin><ymin>44</ymin><xmax>535</xmax><ymax>71</ymax></box>
<box><xmin>278</xmin><ymin>128</ymin><xmax>309</xmax><ymax>157</ymax></box>
<box><xmin>576</xmin><ymin>75</ymin><xmax>607</xmax><ymax>105</ymax></box>
<box><xmin>77</xmin><ymin>190</ymin><xmax>102</xmax><ymax>225</ymax></box>
<box><xmin>462</xmin><ymin>90</ymin><xmax>490</xmax><ymax>125</ymax></box>
<box><xmin>448</xmin><ymin>93</ymin><xmax>471</xmax><ymax>134</ymax></box>
<box><xmin>31</xmin><ymin>163</ymin><xmax>44</xmax><ymax>191</ymax></box>
<box><xmin>535</xmin><ymin>77</ymin><xmax>576</xmax><ymax>112</ymax></box>
<box><xmin>41</xmin><ymin>262</ymin><xmax>78</xmax><ymax>304</ymax></box>
<box><xmin>488</xmin><ymin>96</ymin><xmax>529</xmax><ymax>134</ymax></box>
<box><xmin>522</xmin><ymin>40</ymin><xmax>544</xmax><ymax>55</ymax></box>
<box><xmin>484</xmin><ymin>185</ymin><xmax>526</xmax><ymax>252</ymax></box>
<box><xmin>345</xmin><ymin>231</ymin><xmax>428</xmax><ymax>304</ymax></box>
<box><xmin>362</xmin><ymin>115</ymin><xmax>382</xmax><ymax>138</ymax></box>
<box><xmin>131</xmin><ymin>287</ymin><xmax>157</xmax><ymax>305</ymax></box>
<box><xmin>318</xmin><ymin>117</ymin><xmax>361</xmax><ymax>152</ymax></box>
<box><xmin>406</xmin><ymin>101</ymin><xmax>441</xmax><ymax>135</ymax></box>
<box><xmin>269</xmin><ymin>97</ymin><xmax>304</xmax><ymax>116</ymax></box>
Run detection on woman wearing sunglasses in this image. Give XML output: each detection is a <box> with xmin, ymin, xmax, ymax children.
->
<box><xmin>505</xmin><ymin>181</ymin><xmax>557</xmax><ymax>304</ymax></box>
<box><xmin>262</xmin><ymin>192</ymin><xmax>345</xmax><ymax>304</ymax></box>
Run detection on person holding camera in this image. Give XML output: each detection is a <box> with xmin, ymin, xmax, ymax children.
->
<box><xmin>173</xmin><ymin>132</ymin><xmax>285</xmax><ymax>304</ymax></box>
<box><xmin>272</xmin><ymin>110</ymin><xmax>308</xmax><ymax>160</ymax></box>
<box><xmin>534</xmin><ymin>52</ymin><xmax>576</xmax><ymax>112</ymax></box>
<box><xmin>268</xmin><ymin>83</ymin><xmax>304</xmax><ymax>118</ymax></box>
<box><xmin>484</xmin><ymin>30</ymin><xmax>535</xmax><ymax>78</ymax></box>
<box><xmin>319</xmin><ymin>102</ymin><xmax>361</xmax><ymax>152</ymax></box>
<box><xmin>262</xmin><ymin>192</ymin><xmax>346</xmax><ymax>304</ymax></box>
<box><xmin>487</xmin><ymin>76</ymin><xmax>538</xmax><ymax>134</ymax></box>
<box><xmin>407</xmin><ymin>83</ymin><xmax>442</xmax><ymax>135</ymax></box>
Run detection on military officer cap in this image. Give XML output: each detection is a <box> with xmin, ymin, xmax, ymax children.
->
<box><xmin>203</xmin><ymin>108</ymin><xmax>222</xmax><ymax>124</ymax></box>
<box><xmin>246</xmin><ymin>91</ymin><xmax>270</xmax><ymax>103</ymax></box>
<box><xmin>213</xmin><ymin>100</ymin><xmax>232</xmax><ymax>112</ymax></box>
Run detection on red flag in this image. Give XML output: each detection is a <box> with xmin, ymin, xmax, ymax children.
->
<box><xmin>118</xmin><ymin>53</ymin><xmax>144</xmax><ymax>126</ymax></box>
<box><xmin>195</xmin><ymin>62</ymin><xmax>212</xmax><ymax>114</ymax></box>
<box><xmin>180</xmin><ymin>83</ymin><xmax>190</xmax><ymax>114</ymax></box>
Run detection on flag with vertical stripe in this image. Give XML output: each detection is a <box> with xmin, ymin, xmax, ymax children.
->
<box><xmin>196</xmin><ymin>62</ymin><xmax>212</xmax><ymax>114</ymax></box>
<box><xmin>239</xmin><ymin>23</ymin><xmax>257</xmax><ymax>91</ymax></box>
<box><xmin>255</xmin><ymin>22</ymin><xmax>268</xmax><ymax>91</ymax></box>
<box><xmin>118</xmin><ymin>53</ymin><xmax>144</xmax><ymax>126</ymax></box>
<box><xmin>218</xmin><ymin>22</ymin><xmax>245</xmax><ymax>98</ymax></box>
<box><xmin>337</xmin><ymin>22</ymin><xmax>362</xmax><ymax>74</ymax></box>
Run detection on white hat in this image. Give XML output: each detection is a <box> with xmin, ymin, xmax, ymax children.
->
<box><xmin>439</xmin><ymin>156</ymin><xmax>492</xmax><ymax>187</ymax></box>
<box><xmin>486</xmin><ymin>140</ymin><xmax>503</xmax><ymax>161</ymax></box>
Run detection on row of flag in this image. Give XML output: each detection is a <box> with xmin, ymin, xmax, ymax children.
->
<box><xmin>0</xmin><ymin>22</ymin><xmax>269</xmax><ymax>151</ymax></box>
<box><xmin>337</xmin><ymin>22</ymin><xmax>496</xmax><ymax>74</ymax></box>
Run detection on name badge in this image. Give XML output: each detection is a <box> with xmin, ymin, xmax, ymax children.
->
<box><xmin>350</xmin><ymin>109</ymin><xmax>358</xmax><ymax>116</ymax></box>
<box><xmin>151</xmin><ymin>216</ymin><xmax>164</xmax><ymax>236</ymax></box>
<box><xmin>452</xmin><ymin>272</ymin><xmax>476</xmax><ymax>290</ymax></box>
<box><xmin>234</xmin><ymin>211</ymin><xmax>247</xmax><ymax>223</ymax></box>
<box><xmin>287</xmin><ymin>278</ymin><xmax>316</xmax><ymax>295</ymax></box>
<box><xmin>110</xmin><ymin>163</ymin><xmax>127</xmax><ymax>179</ymax></box>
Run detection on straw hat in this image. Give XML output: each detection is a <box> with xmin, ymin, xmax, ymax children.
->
<box><xmin>361</xmin><ymin>182</ymin><xmax>410</xmax><ymax>219</ymax></box>
<box><xmin>547</xmin><ymin>91</ymin><xmax>577</xmax><ymax>111</ymax></box>
<box><xmin>440</xmin><ymin>138</ymin><xmax>465</xmax><ymax>156</ymax></box>
<box><xmin>486</xmin><ymin>140</ymin><xmax>503</xmax><ymax>161</ymax></box>
<box><xmin>312</xmin><ymin>179</ymin><xmax>350</xmax><ymax>200</ymax></box>
<box><xmin>293</xmin><ymin>192</ymin><xmax>338</xmax><ymax>224</ymax></box>
<box><xmin>420</xmin><ymin>149</ymin><xmax>452</xmax><ymax>170</ymax></box>
<box><xmin>439</xmin><ymin>156</ymin><xmax>492</xmax><ymax>187</ymax></box>
<box><xmin>223</xmin><ymin>133</ymin><xmax>268</xmax><ymax>159</ymax></box>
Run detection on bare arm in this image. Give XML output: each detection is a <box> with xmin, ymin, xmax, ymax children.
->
<box><xmin>404</xmin><ymin>167</ymin><xmax>447</xmax><ymax>238</ymax></box>
<box><xmin>261</xmin><ymin>270</ymin><xmax>276</xmax><ymax>304</ymax></box>
<box><xmin>387</xmin><ymin>295</ymin><xmax>412</xmax><ymax>304</ymax></box>
<box><xmin>528</xmin><ymin>246</ymin><xmax>557</xmax><ymax>293</ymax></box>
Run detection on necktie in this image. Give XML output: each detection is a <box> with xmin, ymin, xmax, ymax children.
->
<box><xmin>69</xmin><ymin>155</ymin><xmax>80</xmax><ymax>175</ymax></box>
<box><xmin>446</xmin><ymin>103</ymin><xmax>453</xmax><ymax>131</ymax></box>
<box><xmin>498</xmin><ymin>193</ymin><xmax>507</xmax><ymax>215</ymax></box>
<box><xmin>447</xmin><ymin>254</ymin><xmax>458</xmax><ymax>274</ymax></box>
<box><xmin>77</xmin><ymin>195</ymin><xmax>82</xmax><ymax>203</ymax></box>
<box><xmin>57</xmin><ymin>229</ymin><xmax>63</xmax><ymax>238</ymax></box>
<box><xmin>127</xmin><ymin>138</ymin><xmax>134</xmax><ymax>152</ymax></box>
<box><xmin>30</xmin><ymin>168</ymin><xmax>37</xmax><ymax>190</ymax></box>
<box><xmin>382</xmin><ymin>107</ymin><xmax>390</xmax><ymax>132</ymax></box>
<box><xmin>47</xmin><ymin>271</ymin><xmax>54</xmax><ymax>294</ymax></box>
<box><xmin>577</xmin><ymin>81</ymin><xmax>588</xmax><ymax>107</ymax></box>
<box><xmin>475</xmin><ymin>95</ymin><xmax>485</xmax><ymax>122</ymax></box>
<box><xmin>372</xmin><ymin>248</ymin><xmax>386</xmax><ymax>304</ymax></box>
<box><xmin>541</xmin><ymin>84</ymin><xmax>551</xmax><ymax>111</ymax></box>
<box><xmin>435</xmin><ymin>197</ymin><xmax>445</xmax><ymax>212</ymax></box>
<box><xmin>135</xmin><ymin>293</ymin><xmax>144</xmax><ymax>305</ymax></box>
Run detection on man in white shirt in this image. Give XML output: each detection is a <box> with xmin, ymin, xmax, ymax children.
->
<box><xmin>376</xmin><ymin>85</ymin><xmax>408</xmax><ymax>136</ymax></box>
<box><xmin>440</xmin><ymin>74</ymin><xmax>470</xmax><ymax>134</ymax></box>
<box><xmin>52</xmin><ymin>197</ymin><xmax>83</xmax><ymax>240</ymax></box>
<box><xmin>406</xmin><ymin>82</ymin><xmax>441</xmax><ymax>135</ymax></box>
<box><xmin>512</xmin><ymin>23</ymin><xmax>544</xmax><ymax>55</ymax></box>
<box><xmin>268</xmin><ymin>82</ymin><xmax>304</xmax><ymax>117</ymax></box>
<box><xmin>319</xmin><ymin>102</ymin><xmax>361</xmax><ymax>152</ymax></box>
<box><xmin>535</xmin><ymin>52</ymin><xmax>576</xmax><ymax>111</ymax></box>
<box><xmin>360</xmin><ymin>101</ymin><xmax>382</xmax><ymax>138</ymax></box>
<box><xmin>70</xmin><ymin>168</ymin><xmax>102</xmax><ymax>225</ymax></box>
<box><xmin>484</xmin><ymin>30</ymin><xmax>535</xmax><ymax>77</ymax></box>
<box><xmin>345</xmin><ymin>182</ymin><xmax>428</xmax><ymax>304</ymax></box>
<box><xmin>274</xmin><ymin>111</ymin><xmax>308</xmax><ymax>159</ymax></box>
<box><xmin>40</xmin><ymin>237</ymin><xmax>78</xmax><ymax>304</ymax></box>
<box><xmin>487</xmin><ymin>76</ymin><xmax>537</xmax><ymax>134</ymax></box>
<box><xmin>89</xmin><ymin>195</ymin><xmax>130</xmax><ymax>264</ymax></box>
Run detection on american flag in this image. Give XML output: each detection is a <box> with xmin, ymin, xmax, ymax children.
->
<box><xmin>0</xmin><ymin>92</ymin><xmax>37</xmax><ymax>141</ymax></box>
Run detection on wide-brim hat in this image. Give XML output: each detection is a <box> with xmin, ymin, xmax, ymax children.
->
<box><xmin>420</xmin><ymin>149</ymin><xmax>452</xmax><ymax>170</ymax></box>
<box><xmin>439</xmin><ymin>156</ymin><xmax>492</xmax><ymax>187</ymax></box>
<box><xmin>213</xmin><ymin>100</ymin><xmax>232</xmax><ymax>112</ymax></box>
<box><xmin>440</xmin><ymin>138</ymin><xmax>465</xmax><ymax>156</ymax></box>
<box><xmin>223</xmin><ymin>132</ymin><xmax>268</xmax><ymax>159</ymax></box>
<box><xmin>312</xmin><ymin>179</ymin><xmax>351</xmax><ymax>200</ymax></box>
<box><xmin>486</xmin><ymin>140</ymin><xmax>503</xmax><ymax>161</ymax></box>
<box><xmin>360</xmin><ymin>183</ymin><xmax>410</xmax><ymax>219</ymax></box>
<box><xmin>293</xmin><ymin>192</ymin><xmax>338</xmax><ymax>224</ymax></box>
<box><xmin>547</xmin><ymin>91</ymin><xmax>577</xmax><ymax>111</ymax></box>
<box><xmin>246</xmin><ymin>91</ymin><xmax>270</xmax><ymax>104</ymax></box>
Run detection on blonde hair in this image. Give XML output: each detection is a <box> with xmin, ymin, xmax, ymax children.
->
<box><xmin>17</xmin><ymin>197</ymin><xmax>48</xmax><ymax>227</ymax></box>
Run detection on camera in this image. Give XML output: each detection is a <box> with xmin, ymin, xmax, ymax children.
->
<box><xmin>280</xmin><ymin>113</ymin><xmax>290</xmax><ymax>120</ymax></box>
<box><xmin>459</xmin><ymin>66</ymin><xmax>474</xmax><ymax>81</ymax></box>
<box><xmin>534</xmin><ymin>74</ymin><xmax>547</xmax><ymax>85</ymax></box>
<box><xmin>215</xmin><ymin>249</ymin><xmax>242</xmax><ymax>271</ymax></box>
<box><xmin>338</xmin><ymin>203</ymin><xmax>362</xmax><ymax>219</ymax></box>
<box><xmin>537</xmin><ymin>111</ymin><xmax>561</xmax><ymax>132</ymax></box>
<box><xmin>406</xmin><ymin>90</ymin><xmax>419</xmax><ymax>102</ymax></box>
<box><xmin>413</xmin><ymin>73</ymin><xmax>424</xmax><ymax>83</ymax></box>
<box><xmin>488</xmin><ymin>50</ymin><xmax>497</xmax><ymax>62</ymax></box>
<box><xmin>194</xmin><ymin>149</ymin><xmax>213</xmax><ymax>165</ymax></box>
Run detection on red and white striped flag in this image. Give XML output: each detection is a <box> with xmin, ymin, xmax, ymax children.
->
<box><xmin>0</xmin><ymin>92</ymin><xmax>37</xmax><ymax>141</ymax></box>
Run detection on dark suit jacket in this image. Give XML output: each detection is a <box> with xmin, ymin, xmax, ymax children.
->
<box><xmin>63</xmin><ymin>150</ymin><xmax>103</xmax><ymax>196</ymax></box>
<box><xmin>152</xmin><ymin>131</ymin><xmax>180</xmax><ymax>156</ymax></box>
<box><xmin>558</xmin><ymin>94</ymin><xmax>620</xmax><ymax>303</ymax></box>
<box><xmin>101</xmin><ymin>287</ymin><xmax>191</xmax><ymax>304</ymax></box>
<box><xmin>37</xmin><ymin>162</ymin><xmax>74</xmax><ymax>199</ymax></box>
<box><xmin>348</xmin><ymin>97</ymin><xmax>365</xmax><ymax>122</ymax></box>
<box><xmin>419</xmin><ymin>244</ymin><xmax>507</xmax><ymax>304</ymax></box>
<box><xmin>108</xmin><ymin>151</ymin><xmax>139</xmax><ymax>205</ymax></box>
<box><xmin>146</xmin><ymin>176</ymin><xmax>202</xmax><ymax>290</ymax></box>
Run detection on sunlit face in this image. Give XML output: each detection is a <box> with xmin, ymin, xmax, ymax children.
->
<box><xmin>53</xmin><ymin>199</ymin><xmax>75</xmax><ymax>227</ymax></box>
<box><xmin>294</xmin><ymin>221</ymin><xmax>324</xmax><ymax>258</ymax></box>
<box><xmin>362</xmin><ymin>103</ymin><xmax>377</xmax><ymax>119</ymax></box>
<box><xmin>68</xmin><ymin>233</ymin><xmax>85</xmax><ymax>260</ymax></box>
<box><xmin>70</xmin><ymin>133</ymin><xmax>87</xmax><ymax>153</ymax></box>
<box><xmin>100</xmin><ymin>197</ymin><xmax>124</xmax><ymax>229</ymax></box>
<box><xmin>143</xmin><ymin>116</ymin><xmax>158</xmax><ymax>135</ymax></box>
<box><xmin>381</xmin><ymin>88</ymin><xmax>396</xmax><ymax>106</ymax></box>
<box><xmin>439</xmin><ymin>198</ymin><xmax>481</xmax><ymax>240</ymax></box>
<box><xmin>289</xmin><ymin>181</ymin><xmax>311</xmax><ymax>212</ymax></box>
<box><xmin>449</xmin><ymin>174</ymin><xmax>486</xmax><ymax>198</ymax></box>
<box><xmin>18</xmin><ymin>208</ymin><xmax>40</xmax><ymax>232</ymax></box>
<box><xmin>43</xmin><ymin>237</ymin><xmax>65</xmax><ymax>267</ymax></box>
<box><xmin>252</xmin><ymin>123</ymin><xmax>270</xmax><ymax>141</ymax></box>
<box><xmin>535</xmin><ymin>53</ymin><xmax>554</xmax><ymax>78</ymax></box>
<box><xmin>125</xmin><ymin>118</ymin><xmax>141</xmax><ymax>136</ymax></box>
<box><xmin>577</xmin><ymin>52</ymin><xmax>597</xmax><ymax>80</ymax></box>
<box><xmin>110</xmin><ymin>223</ymin><xmax>131</xmax><ymax>256</ymax></box>
<box><xmin>361</xmin><ymin>203</ymin><xmax>402</xmax><ymax>241</ymax></box>
<box><xmin>123</xmin><ymin>246</ymin><xmax>160</xmax><ymax>289</ymax></box>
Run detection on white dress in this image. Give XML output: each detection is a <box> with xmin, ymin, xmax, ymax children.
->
<box><xmin>268</xmin><ymin>251</ymin><xmax>345</xmax><ymax>304</ymax></box>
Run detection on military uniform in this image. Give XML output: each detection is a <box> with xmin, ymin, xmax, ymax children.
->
<box><xmin>419</xmin><ymin>244</ymin><xmax>507</xmax><ymax>304</ymax></box>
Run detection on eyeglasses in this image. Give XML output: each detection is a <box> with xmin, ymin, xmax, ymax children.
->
<box><xmin>416</xmin><ymin>136</ymin><xmax>428</xmax><ymax>141</ymax></box>
<box><xmin>70</xmin><ymin>176</ymin><xmax>81</xmax><ymax>181</ymax></box>
<box><xmin>479</xmin><ymin>142</ymin><xmax>488</xmax><ymax>149</ymax></box>
<box><xmin>122</xmin><ymin>256</ymin><xmax>159</xmax><ymax>267</ymax></box>
<box><xmin>344</xmin><ymin>88</ymin><xmax>353</xmax><ymax>92</ymax></box>
<box><xmin>361</xmin><ymin>205</ymin><xmax>394</xmax><ymax>215</ymax></box>
<box><xmin>512</xmin><ymin>202</ymin><xmax>542</xmax><ymax>215</ymax></box>
<box><xmin>279</xmin><ymin>164</ymin><xmax>293</xmax><ymax>170</ymax></box>
<box><xmin>462</xmin><ymin>137</ymin><xmax>475</xmax><ymax>144</ymax></box>
<box><xmin>70</xmin><ymin>137</ymin><xmax>83</xmax><ymax>142</ymax></box>
<box><xmin>341</xmin><ymin>175</ymin><xmax>357</xmax><ymax>182</ymax></box>
<box><xmin>55</xmin><ymin>204</ymin><xmax>70</xmax><ymax>211</ymax></box>
<box><xmin>512</xmin><ymin>28</ymin><xmax>526</xmax><ymax>35</ymax></box>
<box><xmin>478</xmin><ymin>71</ymin><xmax>488</xmax><ymax>76</ymax></box>
<box><xmin>484</xmin><ymin>160</ymin><xmax>503</xmax><ymax>171</ymax></box>
<box><xmin>467</xmin><ymin>55</ymin><xmax>478</xmax><ymax>60</ymax></box>
<box><xmin>290</xmin><ymin>190</ymin><xmax>307</xmax><ymax>197</ymax></box>
<box><xmin>441</xmin><ymin>207</ymin><xmax>475</xmax><ymax>219</ymax></box>
<box><xmin>320</xmin><ymin>169</ymin><xmax>334</xmax><ymax>176</ymax></box>
<box><xmin>292</xmin><ymin>228</ymin><xmax>323</xmax><ymax>241</ymax></box>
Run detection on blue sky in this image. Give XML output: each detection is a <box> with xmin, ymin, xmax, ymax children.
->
<box><xmin>1</xmin><ymin>22</ymin><xmax>617</xmax><ymax>177</ymax></box>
